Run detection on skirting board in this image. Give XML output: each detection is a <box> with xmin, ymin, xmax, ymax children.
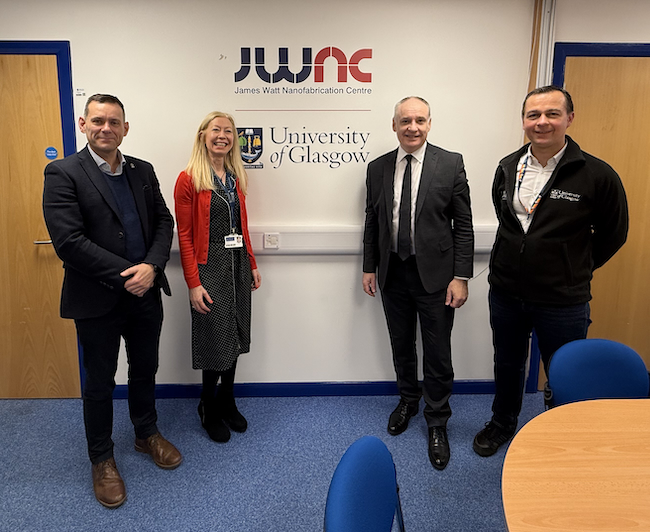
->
<box><xmin>110</xmin><ymin>380</ymin><xmax>507</xmax><ymax>399</ymax></box>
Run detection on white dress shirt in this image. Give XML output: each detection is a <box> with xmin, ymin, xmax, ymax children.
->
<box><xmin>87</xmin><ymin>145</ymin><xmax>126</xmax><ymax>176</ymax></box>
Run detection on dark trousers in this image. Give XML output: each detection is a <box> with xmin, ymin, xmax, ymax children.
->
<box><xmin>489</xmin><ymin>288</ymin><xmax>590</xmax><ymax>431</ymax></box>
<box><xmin>75</xmin><ymin>289</ymin><xmax>163</xmax><ymax>464</ymax></box>
<box><xmin>381</xmin><ymin>254</ymin><xmax>455</xmax><ymax>427</ymax></box>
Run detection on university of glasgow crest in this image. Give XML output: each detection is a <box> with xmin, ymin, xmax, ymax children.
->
<box><xmin>238</xmin><ymin>128</ymin><xmax>263</xmax><ymax>167</ymax></box>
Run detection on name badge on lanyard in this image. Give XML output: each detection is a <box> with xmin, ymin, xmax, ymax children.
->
<box><xmin>224</xmin><ymin>233</ymin><xmax>243</xmax><ymax>248</ymax></box>
<box><xmin>216</xmin><ymin>171</ymin><xmax>243</xmax><ymax>249</ymax></box>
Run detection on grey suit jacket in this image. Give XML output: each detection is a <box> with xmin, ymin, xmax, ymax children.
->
<box><xmin>43</xmin><ymin>146</ymin><xmax>173</xmax><ymax>319</ymax></box>
<box><xmin>363</xmin><ymin>142</ymin><xmax>474</xmax><ymax>293</ymax></box>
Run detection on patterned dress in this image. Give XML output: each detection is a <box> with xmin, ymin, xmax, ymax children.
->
<box><xmin>191</xmin><ymin>178</ymin><xmax>252</xmax><ymax>371</ymax></box>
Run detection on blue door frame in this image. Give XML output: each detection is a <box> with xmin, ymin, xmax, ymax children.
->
<box><xmin>1</xmin><ymin>40</ymin><xmax>81</xmax><ymax>391</ymax></box>
<box><xmin>0</xmin><ymin>41</ymin><xmax>76</xmax><ymax>157</ymax></box>
<box><xmin>553</xmin><ymin>42</ymin><xmax>650</xmax><ymax>87</ymax></box>
<box><xmin>532</xmin><ymin>41</ymin><xmax>650</xmax><ymax>395</ymax></box>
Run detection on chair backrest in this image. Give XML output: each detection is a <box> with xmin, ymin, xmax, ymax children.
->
<box><xmin>546</xmin><ymin>339</ymin><xmax>650</xmax><ymax>407</ymax></box>
<box><xmin>324</xmin><ymin>436</ymin><xmax>403</xmax><ymax>532</ymax></box>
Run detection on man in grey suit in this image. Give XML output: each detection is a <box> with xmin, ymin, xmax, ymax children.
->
<box><xmin>363</xmin><ymin>96</ymin><xmax>474</xmax><ymax>469</ymax></box>
<box><xmin>43</xmin><ymin>94</ymin><xmax>181</xmax><ymax>508</ymax></box>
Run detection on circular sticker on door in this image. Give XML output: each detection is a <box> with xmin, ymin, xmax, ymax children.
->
<box><xmin>45</xmin><ymin>147</ymin><xmax>58</xmax><ymax>160</ymax></box>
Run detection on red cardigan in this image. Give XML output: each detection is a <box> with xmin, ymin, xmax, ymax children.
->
<box><xmin>174</xmin><ymin>170</ymin><xmax>257</xmax><ymax>289</ymax></box>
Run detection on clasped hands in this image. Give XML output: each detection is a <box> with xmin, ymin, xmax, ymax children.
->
<box><xmin>120</xmin><ymin>263</ymin><xmax>156</xmax><ymax>297</ymax></box>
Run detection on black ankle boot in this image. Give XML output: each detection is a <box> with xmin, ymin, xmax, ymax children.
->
<box><xmin>216</xmin><ymin>394</ymin><xmax>248</xmax><ymax>433</ymax></box>
<box><xmin>198</xmin><ymin>399</ymin><xmax>230</xmax><ymax>442</ymax></box>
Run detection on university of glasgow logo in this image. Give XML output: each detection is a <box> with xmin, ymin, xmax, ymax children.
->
<box><xmin>238</xmin><ymin>128</ymin><xmax>263</xmax><ymax>165</ymax></box>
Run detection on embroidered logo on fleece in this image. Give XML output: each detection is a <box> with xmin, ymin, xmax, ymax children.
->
<box><xmin>549</xmin><ymin>189</ymin><xmax>581</xmax><ymax>202</ymax></box>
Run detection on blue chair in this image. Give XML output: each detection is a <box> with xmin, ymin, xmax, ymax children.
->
<box><xmin>324</xmin><ymin>436</ymin><xmax>405</xmax><ymax>532</ymax></box>
<box><xmin>545</xmin><ymin>338</ymin><xmax>649</xmax><ymax>407</ymax></box>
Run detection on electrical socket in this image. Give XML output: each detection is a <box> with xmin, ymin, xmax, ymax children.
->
<box><xmin>263</xmin><ymin>232</ymin><xmax>280</xmax><ymax>249</ymax></box>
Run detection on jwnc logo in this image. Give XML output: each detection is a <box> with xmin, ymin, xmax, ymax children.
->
<box><xmin>234</xmin><ymin>47</ymin><xmax>372</xmax><ymax>84</ymax></box>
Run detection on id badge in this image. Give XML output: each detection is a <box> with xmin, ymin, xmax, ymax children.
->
<box><xmin>224</xmin><ymin>233</ymin><xmax>244</xmax><ymax>249</ymax></box>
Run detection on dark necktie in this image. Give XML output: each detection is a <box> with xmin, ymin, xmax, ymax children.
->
<box><xmin>397</xmin><ymin>154</ymin><xmax>412</xmax><ymax>261</ymax></box>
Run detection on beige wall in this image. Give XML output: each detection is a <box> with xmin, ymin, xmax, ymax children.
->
<box><xmin>1</xmin><ymin>0</ymin><xmax>536</xmax><ymax>386</ymax></box>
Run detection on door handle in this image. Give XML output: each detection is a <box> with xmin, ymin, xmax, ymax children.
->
<box><xmin>33</xmin><ymin>240</ymin><xmax>53</xmax><ymax>245</ymax></box>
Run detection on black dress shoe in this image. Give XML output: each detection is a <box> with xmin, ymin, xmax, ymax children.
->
<box><xmin>428</xmin><ymin>426</ymin><xmax>450</xmax><ymax>470</ymax></box>
<box><xmin>387</xmin><ymin>399</ymin><xmax>419</xmax><ymax>436</ymax></box>
<box><xmin>473</xmin><ymin>421</ymin><xmax>515</xmax><ymax>457</ymax></box>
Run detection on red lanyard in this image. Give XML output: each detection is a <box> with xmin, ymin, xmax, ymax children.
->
<box><xmin>516</xmin><ymin>157</ymin><xmax>542</xmax><ymax>217</ymax></box>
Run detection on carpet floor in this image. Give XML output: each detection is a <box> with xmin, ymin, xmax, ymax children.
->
<box><xmin>0</xmin><ymin>393</ymin><xmax>545</xmax><ymax>531</ymax></box>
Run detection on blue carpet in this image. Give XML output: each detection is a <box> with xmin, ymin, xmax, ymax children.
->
<box><xmin>0</xmin><ymin>393</ymin><xmax>544</xmax><ymax>531</ymax></box>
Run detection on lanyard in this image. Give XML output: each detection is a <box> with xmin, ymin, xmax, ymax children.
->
<box><xmin>516</xmin><ymin>157</ymin><xmax>542</xmax><ymax>218</ymax></box>
<box><xmin>214</xmin><ymin>171</ymin><xmax>238</xmax><ymax>233</ymax></box>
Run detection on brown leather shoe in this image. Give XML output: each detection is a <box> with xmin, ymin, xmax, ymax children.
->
<box><xmin>134</xmin><ymin>432</ymin><xmax>182</xmax><ymax>470</ymax></box>
<box><xmin>91</xmin><ymin>457</ymin><xmax>126</xmax><ymax>509</ymax></box>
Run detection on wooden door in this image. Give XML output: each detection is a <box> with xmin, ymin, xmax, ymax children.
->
<box><xmin>0</xmin><ymin>53</ymin><xmax>80</xmax><ymax>397</ymax></box>
<box><xmin>563</xmin><ymin>56</ymin><xmax>650</xmax><ymax>368</ymax></box>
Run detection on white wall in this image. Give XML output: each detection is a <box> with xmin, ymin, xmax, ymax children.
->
<box><xmin>1</xmin><ymin>0</ymin><xmax>537</xmax><ymax>386</ymax></box>
<box><xmin>555</xmin><ymin>0</ymin><xmax>650</xmax><ymax>42</ymax></box>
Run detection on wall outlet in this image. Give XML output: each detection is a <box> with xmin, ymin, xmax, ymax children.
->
<box><xmin>263</xmin><ymin>232</ymin><xmax>280</xmax><ymax>249</ymax></box>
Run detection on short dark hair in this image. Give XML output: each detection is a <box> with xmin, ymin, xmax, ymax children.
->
<box><xmin>84</xmin><ymin>94</ymin><xmax>126</xmax><ymax>118</ymax></box>
<box><xmin>522</xmin><ymin>85</ymin><xmax>574</xmax><ymax>117</ymax></box>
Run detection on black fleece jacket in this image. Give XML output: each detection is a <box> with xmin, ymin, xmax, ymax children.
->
<box><xmin>488</xmin><ymin>136</ymin><xmax>628</xmax><ymax>306</ymax></box>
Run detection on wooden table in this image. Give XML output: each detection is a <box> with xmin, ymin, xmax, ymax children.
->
<box><xmin>502</xmin><ymin>399</ymin><xmax>650</xmax><ymax>532</ymax></box>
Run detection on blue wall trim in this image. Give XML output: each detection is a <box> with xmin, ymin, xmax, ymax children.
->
<box><xmin>112</xmin><ymin>380</ymin><xmax>500</xmax><ymax>399</ymax></box>
<box><xmin>553</xmin><ymin>42</ymin><xmax>650</xmax><ymax>87</ymax></box>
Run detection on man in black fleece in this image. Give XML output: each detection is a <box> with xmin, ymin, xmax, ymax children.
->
<box><xmin>473</xmin><ymin>86</ymin><xmax>628</xmax><ymax>457</ymax></box>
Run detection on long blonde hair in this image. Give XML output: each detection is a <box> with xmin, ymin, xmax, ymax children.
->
<box><xmin>185</xmin><ymin>111</ymin><xmax>248</xmax><ymax>194</ymax></box>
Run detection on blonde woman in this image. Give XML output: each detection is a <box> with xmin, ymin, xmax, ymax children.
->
<box><xmin>174</xmin><ymin>112</ymin><xmax>261</xmax><ymax>442</ymax></box>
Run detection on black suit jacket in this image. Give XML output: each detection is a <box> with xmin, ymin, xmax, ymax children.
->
<box><xmin>363</xmin><ymin>143</ymin><xmax>474</xmax><ymax>293</ymax></box>
<box><xmin>43</xmin><ymin>147</ymin><xmax>174</xmax><ymax>319</ymax></box>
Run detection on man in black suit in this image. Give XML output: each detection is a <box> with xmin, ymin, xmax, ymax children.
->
<box><xmin>43</xmin><ymin>94</ymin><xmax>181</xmax><ymax>508</ymax></box>
<box><xmin>363</xmin><ymin>96</ymin><xmax>474</xmax><ymax>470</ymax></box>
